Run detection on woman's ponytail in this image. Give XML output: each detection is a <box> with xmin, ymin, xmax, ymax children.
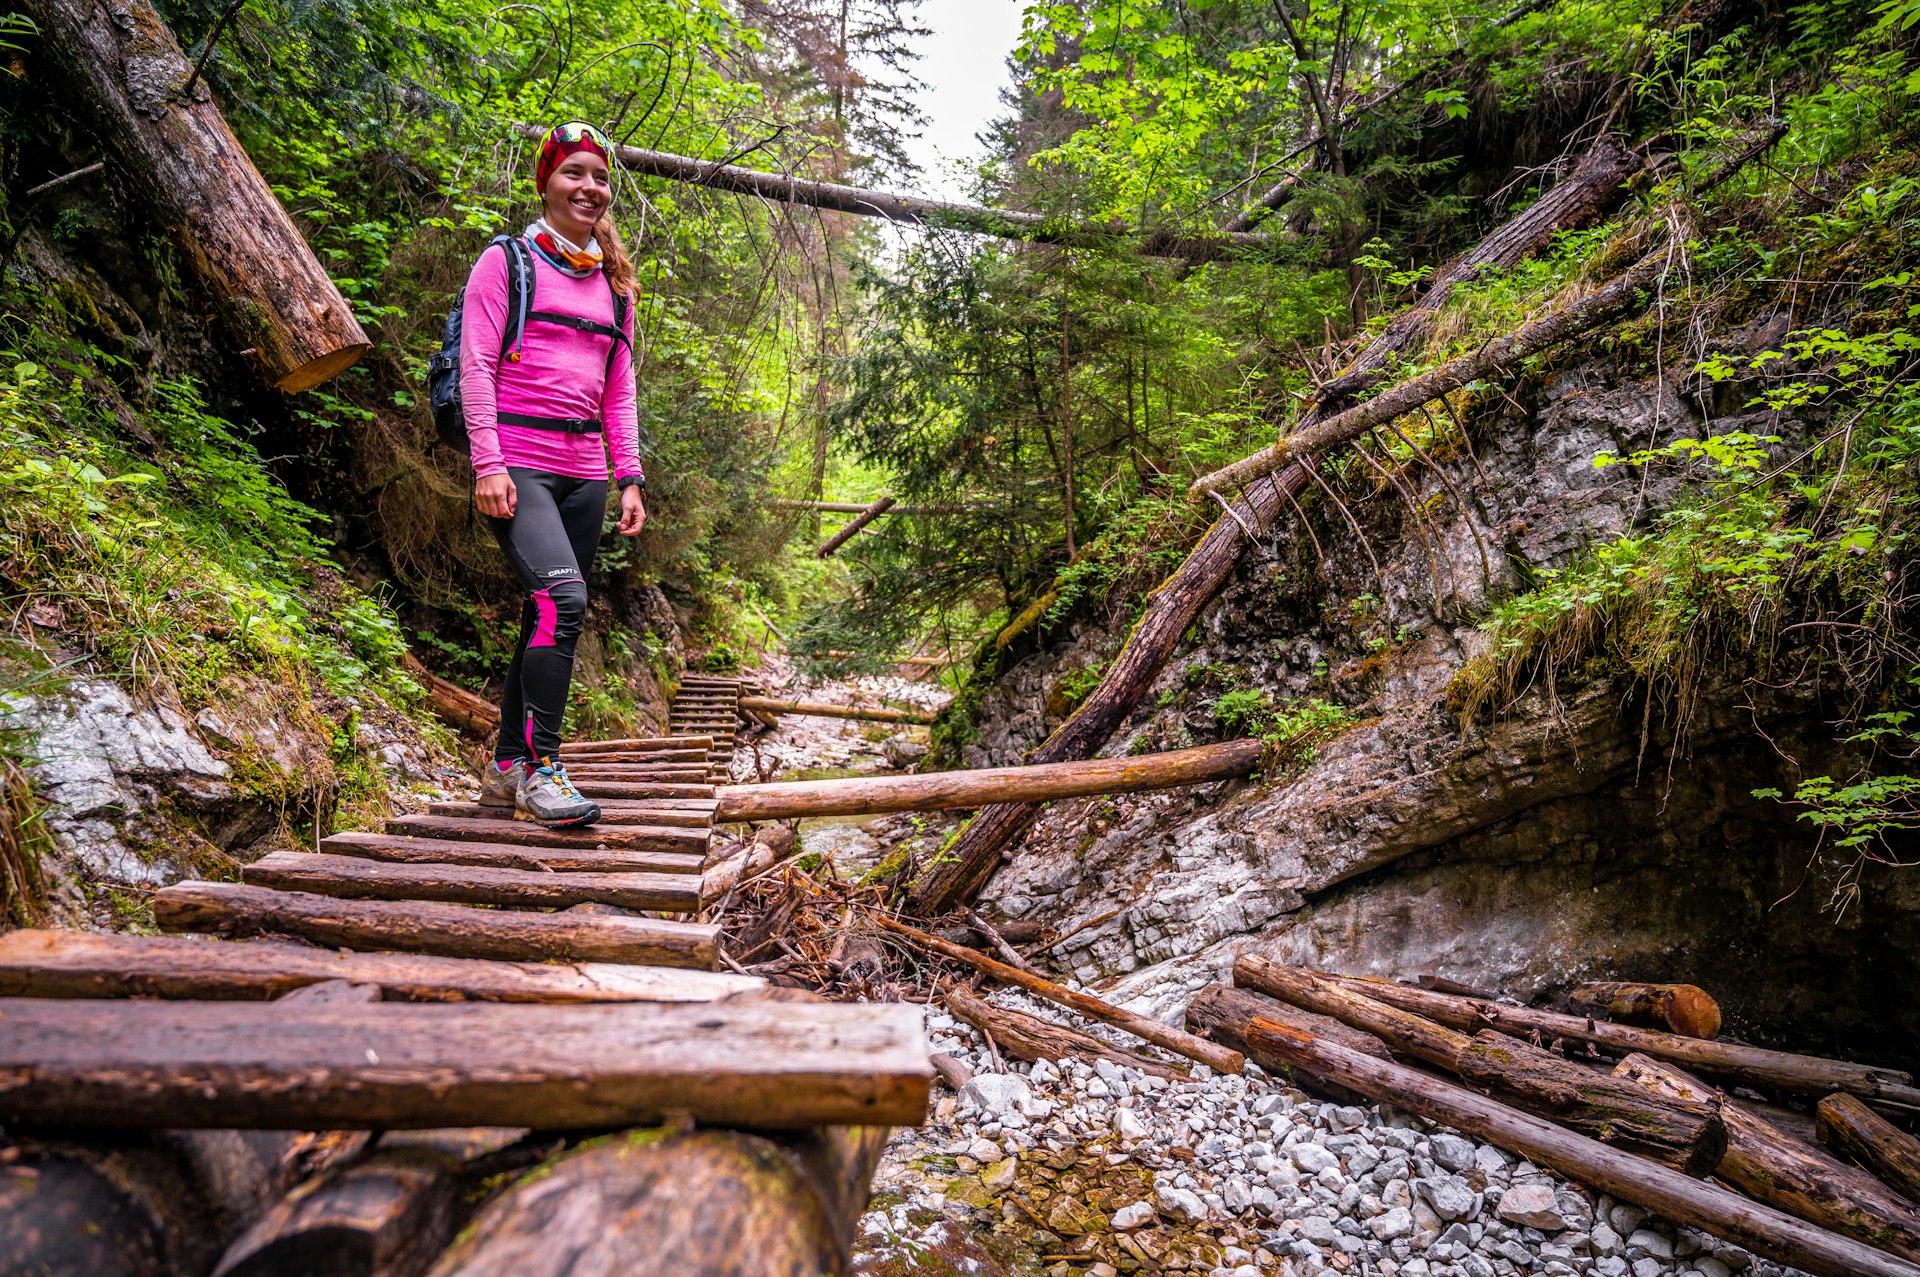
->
<box><xmin>594</xmin><ymin>214</ymin><xmax>638</xmax><ymax>300</ymax></box>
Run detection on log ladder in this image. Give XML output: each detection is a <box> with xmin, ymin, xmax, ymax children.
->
<box><xmin>0</xmin><ymin>673</ymin><xmax>928</xmax><ymax>1276</ymax></box>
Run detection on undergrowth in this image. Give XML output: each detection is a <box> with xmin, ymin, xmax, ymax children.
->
<box><xmin>1211</xmin><ymin>689</ymin><xmax>1358</xmax><ymax>777</ymax></box>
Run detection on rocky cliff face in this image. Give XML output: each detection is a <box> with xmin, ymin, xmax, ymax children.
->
<box><xmin>963</xmin><ymin>351</ymin><xmax>1920</xmax><ymax>1069</ymax></box>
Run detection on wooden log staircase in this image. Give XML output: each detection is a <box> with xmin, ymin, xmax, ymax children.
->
<box><xmin>0</xmin><ymin>674</ymin><xmax>928</xmax><ymax>1277</ymax></box>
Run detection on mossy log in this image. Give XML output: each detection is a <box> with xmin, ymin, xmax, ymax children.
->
<box><xmin>19</xmin><ymin>0</ymin><xmax>369</xmax><ymax>391</ymax></box>
<box><xmin>1244</xmin><ymin>1019</ymin><xmax>1920</xmax><ymax>1277</ymax></box>
<box><xmin>1569</xmin><ymin>981</ymin><xmax>1722</xmax><ymax>1039</ymax></box>
<box><xmin>1819</xmin><ymin>1092</ymin><xmax>1920</xmax><ymax>1202</ymax></box>
<box><xmin>426</xmin><ymin>1126</ymin><xmax>890</xmax><ymax>1277</ymax></box>
<box><xmin>1617</xmin><ymin>1054</ymin><xmax>1920</xmax><ymax>1261</ymax></box>
<box><xmin>1184</xmin><ymin>983</ymin><xmax>1390</xmax><ymax>1104</ymax></box>
<box><xmin>1233</xmin><ymin>957</ymin><xmax>1725</xmax><ymax>1172</ymax></box>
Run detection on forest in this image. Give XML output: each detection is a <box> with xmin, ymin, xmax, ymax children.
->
<box><xmin>1</xmin><ymin>0</ymin><xmax>1919</xmax><ymax>1271</ymax></box>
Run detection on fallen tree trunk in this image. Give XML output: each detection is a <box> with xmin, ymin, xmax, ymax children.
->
<box><xmin>1189</xmin><ymin>230</ymin><xmax>1678</xmax><ymax>497</ymax></box>
<box><xmin>514</xmin><ymin>123</ymin><xmax>1276</xmax><ymax>264</ymax></box>
<box><xmin>909</xmin><ymin>142</ymin><xmax>1644</xmax><ymax>913</ymax></box>
<box><xmin>154</xmin><ymin>881</ymin><xmax>719</xmax><ymax>968</ymax></box>
<box><xmin>1184</xmin><ymin>983</ymin><xmax>1391</xmax><ymax>1104</ymax></box>
<box><xmin>402</xmin><ymin>654</ymin><xmax>499</xmax><ymax>738</ymax></box>
<box><xmin>427</xmin><ymin>1125</ymin><xmax>889</xmax><ymax>1277</ymax></box>
<box><xmin>945</xmin><ymin>984</ymin><xmax>1188</xmax><ymax>1081</ymax></box>
<box><xmin>1569</xmin><ymin>981</ymin><xmax>1722</xmax><ymax>1039</ymax></box>
<box><xmin>1245</xmin><ymin>1019</ymin><xmax>1920</xmax><ymax>1277</ymax></box>
<box><xmin>1234</xmin><ymin>958</ymin><xmax>1725</xmax><ymax>1172</ymax></box>
<box><xmin>1315</xmin><ymin>972</ymin><xmax>1916</xmax><ymax>1103</ymax></box>
<box><xmin>701</xmin><ymin>825</ymin><xmax>801</xmax><ymax>905</ymax></box>
<box><xmin>241</xmin><ymin>850</ymin><xmax>702</xmax><ymax>913</ymax></box>
<box><xmin>1617</xmin><ymin>1054</ymin><xmax>1920</xmax><ymax>1261</ymax></box>
<box><xmin>1818</xmin><ymin>1093</ymin><xmax>1920</xmax><ymax>1202</ymax></box>
<box><xmin>736</xmin><ymin>696</ymin><xmax>934</xmax><ymax>725</ymax></box>
<box><xmin>717</xmin><ymin>738</ymin><xmax>1263</xmax><ymax>822</ymax></box>
<box><xmin>21</xmin><ymin>0</ymin><xmax>370</xmax><ymax>391</ymax></box>
<box><xmin>815</xmin><ymin>496</ymin><xmax>897</xmax><ymax>558</ymax></box>
<box><xmin>873</xmin><ymin>915</ymin><xmax>1241</xmax><ymax>1074</ymax></box>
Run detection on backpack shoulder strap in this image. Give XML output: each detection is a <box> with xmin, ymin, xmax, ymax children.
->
<box><xmin>493</xmin><ymin>234</ymin><xmax>535</xmax><ymax>362</ymax></box>
<box><xmin>604</xmin><ymin>276</ymin><xmax>632</xmax><ymax>373</ymax></box>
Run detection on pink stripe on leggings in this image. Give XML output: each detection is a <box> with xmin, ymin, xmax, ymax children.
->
<box><xmin>529</xmin><ymin>588</ymin><xmax>560</xmax><ymax>648</ymax></box>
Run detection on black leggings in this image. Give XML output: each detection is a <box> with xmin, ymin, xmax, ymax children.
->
<box><xmin>487</xmin><ymin>467</ymin><xmax>606</xmax><ymax>764</ymax></box>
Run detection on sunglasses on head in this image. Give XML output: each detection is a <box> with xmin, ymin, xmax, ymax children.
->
<box><xmin>549</xmin><ymin>122</ymin><xmax>611</xmax><ymax>151</ymax></box>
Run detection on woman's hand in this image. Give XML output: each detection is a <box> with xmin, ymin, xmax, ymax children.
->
<box><xmin>617</xmin><ymin>484</ymin><xmax>647</xmax><ymax>536</ymax></box>
<box><xmin>475</xmin><ymin>472</ymin><xmax>517</xmax><ymax>519</ymax></box>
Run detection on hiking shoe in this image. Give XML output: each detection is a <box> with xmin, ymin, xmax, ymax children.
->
<box><xmin>516</xmin><ymin>760</ymin><xmax>599</xmax><ymax>827</ymax></box>
<box><xmin>479</xmin><ymin>759</ymin><xmax>529</xmax><ymax>808</ymax></box>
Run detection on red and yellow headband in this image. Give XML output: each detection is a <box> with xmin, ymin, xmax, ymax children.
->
<box><xmin>535</xmin><ymin>121</ymin><xmax>612</xmax><ymax>195</ymax></box>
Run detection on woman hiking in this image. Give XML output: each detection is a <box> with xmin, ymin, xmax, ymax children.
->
<box><xmin>466</xmin><ymin>121</ymin><xmax>646</xmax><ymax>827</ymax></box>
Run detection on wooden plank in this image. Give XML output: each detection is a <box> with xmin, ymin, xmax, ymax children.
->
<box><xmin>426</xmin><ymin>801</ymin><xmax>713</xmax><ymax>828</ymax></box>
<box><xmin>155</xmin><ymin>883</ymin><xmax>717</xmax><ymax>968</ymax></box>
<box><xmin>0</xmin><ymin>999</ymin><xmax>932</xmax><ymax>1130</ymax></box>
<box><xmin>716</xmin><ymin>738</ymin><xmax>1264</xmax><ymax>821</ymax></box>
<box><xmin>321</xmin><ymin>831</ymin><xmax>703</xmax><ymax>876</ymax></box>
<box><xmin>572</xmin><ymin>782</ymin><xmax>718</xmax><ymax>801</ymax></box>
<box><xmin>384</xmin><ymin>814</ymin><xmax>707</xmax><ymax>854</ymax></box>
<box><xmin>0</xmin><ymin>930</ymin><xmax>758</xmax><ymax>1003</ymax></box>
<box><xmin>242</xmin><ymin>852</ymin><xmax>701</xmax><ymax>913</ymax></box>
<box><xmin>560</xmin><ymin>766</ymin><xmax>715</xmax><ymax>782</ymax></box>
<box><xmin>563</xmin><ymin>736</ymin><xmax>712</xmax><ymax>754</ymax></box>
<box><xmin>738</xmin><ymin>696</ymin><xmax>933</xmax><ymax>725</ymax></box>
<box><xmin>547</xmin><ymin>749</ymin><xmax>712</xmax><ymax>765</ymax></box>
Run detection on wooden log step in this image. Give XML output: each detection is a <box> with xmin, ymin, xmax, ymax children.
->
<box><xmin>572</xmin><ymin>781</ymin><xmax>719</xmax><ymax>801</ymax></box>
<box><xmin>427</xmin><ymin>1126</ymin><xmax>889</xmax><ymax>1277</ymax></box>
<box><xmin>155</xmin><ymin>883</ymin><xmax>718</xmax><ymax>968</ymax></box>
<box><xmin>561</xmin><ymin>765</ymin><xmax>716</xmax><ymax>782</ymax></box>
<box><xmin>321</xmin><ymin>831</ymin><xmax>704</xmax><ymax>876</ymax></box>
<box><xmin>0</xmin><ymin>999</ymin><xmax>932</xmax><ymax>1130</ymax></box>
<box><xmin>0</xmin><ymin>930</ymin><xmax>760</xmax><ymax>1004</ymax></box>
<box><xmin>551</xmin><ymin>748</ymin><xmax>713</xmax><ymax>765</ymax></box>
<box><xmin>242</xmin><ymin>851</ymin><xmax>701</xmax><ymax>913</ymax></box>
<box><xmin>563</xmin><ymin>736</ymin><xmax>713</xmax><ymax>754</ymax></box>
<box><xmin>384</xmin><ymin>814</ymin><xmax>707</xmax><ymax>854</ymax></box>
<box><xmin>738</xmin><ymin>696</ymin><xmax>935</xmax><ymax>725</ymax></box>
<box><xmin>426</xmin><ymin>798</ymin><xmax>714</xmax><ymax>825</ymax></box>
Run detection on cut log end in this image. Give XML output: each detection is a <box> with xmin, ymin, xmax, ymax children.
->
<box><xmin>273</xmin><ymin>342</ymin><xmax>373</xmax><ymax>394</ymax></box>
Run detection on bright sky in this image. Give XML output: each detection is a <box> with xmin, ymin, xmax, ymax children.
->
<box><xmin>898</xmin><ymin>0</ymin><xmax>1026</xmax><ymax>201</ymax></box>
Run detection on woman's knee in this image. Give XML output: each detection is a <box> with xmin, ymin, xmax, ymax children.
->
<box><xmin>528</xmin><ymin>579</ymin><xmax>589</xmax><ymax>648</ymax></box>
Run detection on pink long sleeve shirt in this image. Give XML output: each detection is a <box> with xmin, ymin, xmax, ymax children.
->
<box><xmin>458</xmin><ymin>243</ymin><xmax>645</xmax><ymax>482</ymax></box>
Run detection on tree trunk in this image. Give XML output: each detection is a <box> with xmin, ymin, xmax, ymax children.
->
<box><xmin>1313</xmin><ymin>972</ymin><xmax>1915</xmax><ymax>1103</ymax></box>
<box><xmin>1233</xmin><ymin>958</ymin><xmax>1725</xmax><ymax>1172</ymax></box>
<box><xmin>401</xmin><ymin>655</ymin><xmax>499</xmax><ymax>739</ymax></box>
<box><xmin>1569</xmin><ymin>982</ymin><xmax>1722</xmax><ymax>1039</ymax></box>
<box><xmin>516</xmin><ymin>124</ymin><xmax>1274</xmax><ymax>264</ymax></box>
<box><xmin>1617</xmin><ymin>1054</ymin><xmax>1920</xmax><ymax>1261</ymax></box>
<box><xmin>872</xmin><ymin>916</ymin><xmax>1240</xmax><ymax>1074</ymax></box>
<box><xmin>154</xmin><ymin>881</ymin><xmax>719</xmax><ymax>968</ymax></box>
<box><xmin>1818</xmin><ymin>1093</ymin><xmax>1920</xmax><ymax>1203</ymax></box>
<box><xmin>0</xmin><ymin>928</ymin><xmax>759</xmax><ymax>1004</ymax></box>
<box><xmin>945</xmin><ymin>984</ymin><xmax>1188</xmax><ymax>1081</ymax></box>
<box><xmin>20</xmin><ymin>0</ymin><xmax>370</xmax><ymax>391</ymax></box>
<box><xmin>320</xmin><ymin>831</ymin><xmax>703</xmax><ymax>876</ymax></box>
<box><xmin>240</xmin><ymin>851</ymin><xmax>702</xmax><ymax>913</ymax></box>
<box><xmin>1244</xmin><ymin>1019</ymin><xmax>1920</xmax><ymax>1277</ymax></box>
<box><xmin>0</xmin><ymin>997</ymin><xmax>931</xmax><ymax>1130</ymax></box>
<box><xmin>717</xmin><ymin>738</ymin><xmax>1263</xmax><ymax>822</ymax></box>
<box><xmin>909</xmin><ymin>142</ymin><xmax>1643</xmax><ymax>914</ymax></box>
<box><xmin>1183</xmin><ymin>983</ymin><xmax>1390</xmax><ymax>1104</ymax></box>
<box><xmin>427</xmin><ymin>1126</ymin><xmax>889</xmax><ymax>1277</ymax></box>
<box><xmin>814</xmin><ymin>496</ymin><xmax>898</xmax><ymax>558</ymax></box>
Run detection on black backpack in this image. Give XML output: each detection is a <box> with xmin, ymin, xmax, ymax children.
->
<box><xmin>427</xmin><ymin>234</ymin><xmax>631</xmax><ymax>452</ymax></box>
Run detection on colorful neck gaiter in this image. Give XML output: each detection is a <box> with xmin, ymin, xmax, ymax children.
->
<box><xmin>525</xmin><ymin>217</ymin><xmax>602</xmax><ymax>278</ymax></box>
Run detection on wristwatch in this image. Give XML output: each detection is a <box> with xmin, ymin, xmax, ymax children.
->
<box><xmin>618</xmin><ymin>474</ymin><xmax>646</xmax><ymax>492</ymax></box>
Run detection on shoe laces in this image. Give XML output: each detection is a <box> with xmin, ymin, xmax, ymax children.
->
<box><xmin>535</xmin><ymin>759</ymin><xmax>582</xmax><ymax>800</ymax></box>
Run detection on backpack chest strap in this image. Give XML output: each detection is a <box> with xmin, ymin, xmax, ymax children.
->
<box><xmin>525</xmin><ymin>309</ymin><xmax>628</xmax><ymax>343</ymax></box>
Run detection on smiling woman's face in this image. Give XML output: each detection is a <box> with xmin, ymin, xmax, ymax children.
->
<box><xmin>542</xmin><ymin>149</ymin><xmax>612</xmax><ymax>243</ymax></box>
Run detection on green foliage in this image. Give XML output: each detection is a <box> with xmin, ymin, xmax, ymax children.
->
<box><xmin>0</xmin><ymin>345</ymin><xmax>412</xmax><ymax>707</ymax></box>
<box><xmin>1210</xmin><ymin>689</ymin><xmax>1356</xmax><ymax>774</ymax></box>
